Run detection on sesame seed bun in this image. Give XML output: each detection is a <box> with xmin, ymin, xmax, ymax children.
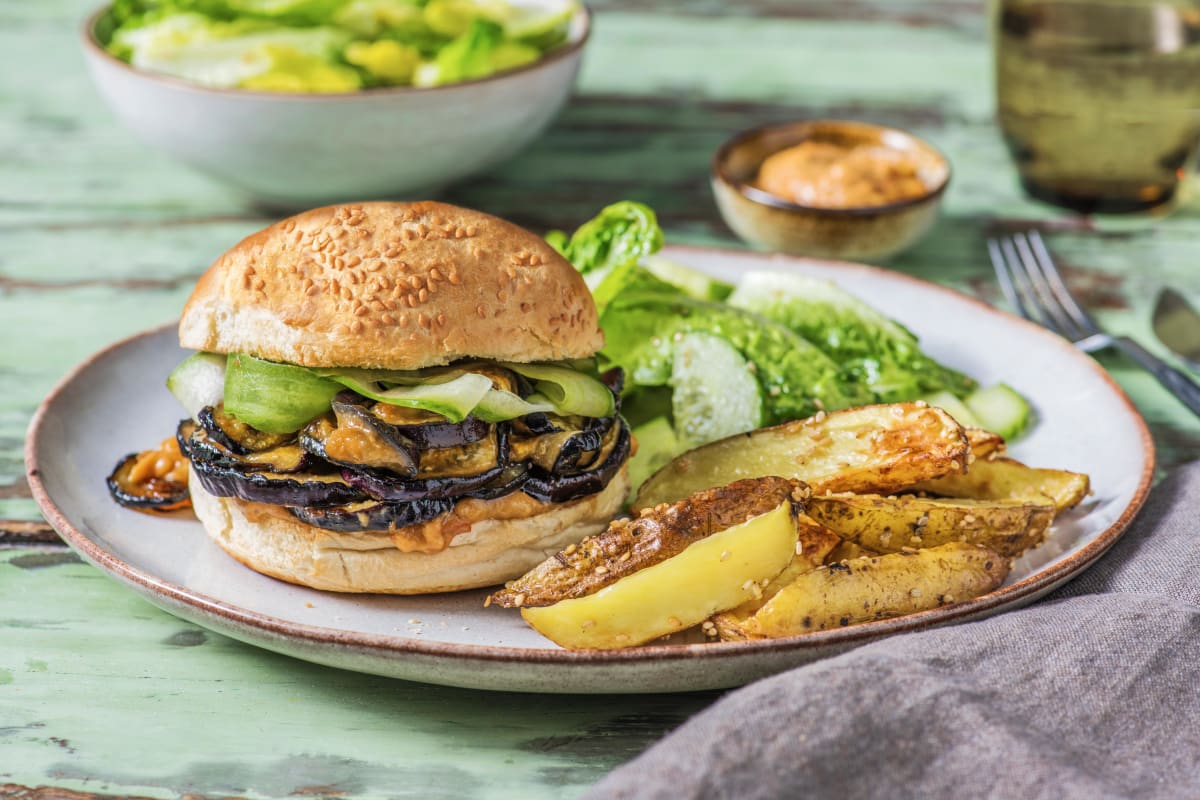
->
<box><xmin>179</xmin><ymin>201</ymin><xmax>604</xmax><ymax>369</ymax></box>
<box><xmin>188</xmin><ymin>466</ymin><xmax>630</xmax><ymax>594</ymax></box>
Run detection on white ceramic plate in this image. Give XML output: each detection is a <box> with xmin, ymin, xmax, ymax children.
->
<box><xmin>27</xmin><ymin>246</ymin><xmax>1154</xmax><ymax>693</ymax></box>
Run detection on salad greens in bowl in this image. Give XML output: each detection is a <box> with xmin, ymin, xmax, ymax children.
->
<box><xmin>545</xmin><ymin>201</ymin><xmax>1033</xmax><ymax>491</ymax></box>
<box><xmin>94</xmin><ymin>0</ymin><xmax>581</xmax><ymax>93</ymax></box>
<box><xmin>81</xmin><ymin>0</ymin><xmax>589</xmax><ymax>206</ymax></box>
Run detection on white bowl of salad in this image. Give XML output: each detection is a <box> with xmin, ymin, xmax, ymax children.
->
<box><xmin>82</xmin><ymin>0</ymin><xmax>589</xmax><ymax>207</ymax></box>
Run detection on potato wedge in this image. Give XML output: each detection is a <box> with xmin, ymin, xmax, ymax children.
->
<box><xmin>725</xmin><ymin>543</ymin><xmax>1010</xmax><ymax>640</ymax></box>
<box><xmin>706</xmin><ymin>514</ymin><xmax>841</xmax><ymax>642</ymax></box>
<box><xmin>825</xmin><ymin>540</ymin><xmax>879</xmax><ymax>563</ymax></box>
<box><xmin>966</xmin><ymin>427</ymin><xmax>1006</xmax><ymax>460</ymax></box>
<box><xmin>808</xmin><ymin>493</ymin><xmax>1056</xmax><ymax>558</ymax></box>
<box><xmin>634</xmin><ymin>403</ymin><xmax>968</xmax><ymax>511</ymax></box>
<box><xmin>912</xmin><ymin>456</ymin><xmax>1089</xmax><ymax>513</ymax></box>
<box><xmin>490</xmin><ymin>476</ymin><xmax>803</xmax><ymax>609</ymax></box>
<box><xmin>516</xmin><ymin>495</ymin><xmax>801</xmax><ymax>649</ymax></box>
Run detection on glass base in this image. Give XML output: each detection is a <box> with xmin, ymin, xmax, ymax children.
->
<box><xmin>1019</xmin><ymin>175</ymin><xmax>1177</xmax><ymax>215</ymax></box>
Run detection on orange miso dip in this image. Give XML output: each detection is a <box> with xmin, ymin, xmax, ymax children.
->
<box><xmin>755</xmin><ymin>141</ymin><xmax>929</xmax><ymax>208</ymax></box>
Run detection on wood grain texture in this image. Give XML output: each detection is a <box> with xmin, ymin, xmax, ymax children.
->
<box><xmin>2</xmin><ymin>0</ymin><xmax>1198</xmax><ymax>794</ymax></box>
<box><xmin>0</xmin><ymin>550</ymin><xmax>710</xmax><ymax>798</ymax></box>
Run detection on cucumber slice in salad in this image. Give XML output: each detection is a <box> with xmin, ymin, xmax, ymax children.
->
<box><xmin>964</xmin><ymin>383</ymin><xmax>1032</xmax><ymax>441</ymax></box>
<box><xmin>166</xmin><ymin>352</ymin><xmax>226</xmax><ymax>419</ymax></box>
<box><xmin>642</xmin><ymin>255</ymin><xmax>734</xmax><ymax>302</ymax></box>
<box><xmin>669</xmin><ymin>333</ymin><xmax>763</xmax><ymax>449</ymax></box>
<box><xmin>919</xmin><ymin>391</ymin><xmax>982</xmax><ymax>430</ymax></box>
<box><xmin>921</xmin><ymin>384</ymin><xmax>1032</xmax><ymax>440</ymax></box>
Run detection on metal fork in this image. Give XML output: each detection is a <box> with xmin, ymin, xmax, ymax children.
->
<box><xmin>988</xmin><ymin>230</ymin><xmax>1200</xmax><ymax>417</ymax></box>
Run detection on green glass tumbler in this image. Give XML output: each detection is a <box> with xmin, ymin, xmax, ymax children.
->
<box><xmin>995</xmin><ymin>0</ymin><xmax>1200</xmax><ymax>213</ymax></box>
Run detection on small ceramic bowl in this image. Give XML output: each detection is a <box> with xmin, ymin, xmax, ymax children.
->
<box><xmin>81</xmin><ymin>6</ymin><xmax>590</xmax><ymax>208</ymax></box>
<box><xmin>711</xmin><ymin>120</ymin><xmax>950</xmax><ymax>261</ymax></box>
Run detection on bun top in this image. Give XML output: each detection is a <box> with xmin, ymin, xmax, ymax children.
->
<box><xmin>179</xmin><ymin>201</ymin><xmax>604</xmax><ymax>369</ymax></box>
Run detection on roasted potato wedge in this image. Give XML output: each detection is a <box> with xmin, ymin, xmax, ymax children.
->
<box><xmin>966</xmin><ymin>427</ymin><xmax>1006</xmax><ymax>461</ymax></box>
<box><xmin>825</xmin><ymin>540</ymin><xmax>879</xmax><ymax>563</ymax></box>
<box><xmin>808</xmin><ymin>493</ymin><xmax>1056</xmax><ymax>558</ymax></box>
<box><xmin>634</xmin><ymin>403</ymin><xmax>968</xmax><ymax>510</ymax></box>
<box><xmin>706</xmin><ymin>514</ymin><xmax>841</xmax><ymax>642</ymax></box>
<box><xmin>912</xmin><ymin>456</ymin><xmax>1089</xmax><ymax>513</ymax></box>
<box><xmin>489</xmin><ymin>477</ymin><xmax>805</xmax><ymax>650</ymax></box>
<box><xmin>718</xmin><ymin>543</ymin><xmax>1010</xmax><ymax>640</ymax></box>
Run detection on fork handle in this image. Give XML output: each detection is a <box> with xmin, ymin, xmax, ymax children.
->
<box><xmin>1113</xmin><ymin>336</ymin><xmax>1200</xmax><ymax>417</ymax></box>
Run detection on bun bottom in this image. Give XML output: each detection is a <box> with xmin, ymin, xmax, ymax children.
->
<box><xmin>188</xmin><ymin>468</ymin><xmax>630</xmax><ymax>594</ymax></box>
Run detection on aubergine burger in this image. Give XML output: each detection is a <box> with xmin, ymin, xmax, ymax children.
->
<box><xmin>129</xmin><ymin>201</ymin><xmax>632</xmax><ymax>594</ymax></box>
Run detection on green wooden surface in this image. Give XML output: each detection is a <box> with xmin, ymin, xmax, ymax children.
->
<box><xmin>3</xmin><ymin>0</ymin><xmax>1199</xmax><ymax>796</ymax></box>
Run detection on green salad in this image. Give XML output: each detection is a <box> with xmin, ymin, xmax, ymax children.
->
<box><xmin>97</xmin><ymin>0</ymin><xmax>579</xmax><ymax>92</ymax></box>
<box><xmin>547</xmin><ymin>202</ymin><xmax>1033</xmax><ymax>489</ymax></box>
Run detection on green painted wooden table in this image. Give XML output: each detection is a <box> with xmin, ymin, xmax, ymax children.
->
<box><xmin>3</xmin><ymin>1</ymin><xmax>1199</xmax><ymax>797</ymax></box>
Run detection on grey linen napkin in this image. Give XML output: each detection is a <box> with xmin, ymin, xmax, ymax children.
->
<box><xmin>586</xmin><ymin>462</ymin><xmax>1200</xmax><ymax>800</ymax></box>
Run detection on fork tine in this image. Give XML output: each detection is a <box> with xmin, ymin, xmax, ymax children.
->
<box><xmin>1026</xmin><ymin>230</ymin><xmax>1102</xmax><ymax>338</ymax></box>
<box><xmin>1012</xmin><ymin>232</ymin><xmax>1086</xmax><ymax>340</ymax></box>
<box><xmin>994</xmin><ymin>236</ymin><xmax>1060</xmax><ymax>333</ymax></box>
<box><xmin>986</xmin><ymin>238</ymin><xmax>1025</xmax><ymax>315</ymax></box>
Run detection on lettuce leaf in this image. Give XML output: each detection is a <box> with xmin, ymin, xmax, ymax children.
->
<box><xmin>600</xmin><ymin>292</ymin><xmax>871</xmax><ymax>424</ymax></box>
<box><xmin>102</xmin><ymin>0</ymin><xmax>574</xmax><ymax>90</ymax></box>
<box><xmin>547</xmin><ymin>201</ymin><xmax>665</xmax><ymax>277</ymax></box>
<box><xmin>728</xmin><ymin>272</ymin><xmax>976</xmax><ymax>402</ymax></box>
<box><xmin>111</xmin><ymin>12</ymin><xmax>356</xmax><ymax>90</ymax></box>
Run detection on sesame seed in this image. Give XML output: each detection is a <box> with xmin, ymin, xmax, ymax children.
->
<box><xmin>350</xmin><ymin>320</ymin><xmax>364</xmax><ymax>333</ymax></box>
<box><xmin>563</xmin><ymin>544</ymin><xmax>577</xmax><ymax>555</ymax></box>
<box><xmin>910</xmin><ymin>588</ymin><xmax>922</xmax><ymax>597</ymax></box>
<box><xmin>595</xmin><ymin>565</ymin><xmax>608</xmax><ymax>575</ymax></box>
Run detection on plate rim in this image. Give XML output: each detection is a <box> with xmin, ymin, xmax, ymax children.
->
<box><xmin>25</xmin><ymin>245</ymin><xmax>1156</xmax><ymax>667</ymax></box>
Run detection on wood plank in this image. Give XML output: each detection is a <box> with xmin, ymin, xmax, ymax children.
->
<box><xmin>0</xmin><ymin>549</ymin><xmax>713</xmax><ymax>799</ymax></box>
